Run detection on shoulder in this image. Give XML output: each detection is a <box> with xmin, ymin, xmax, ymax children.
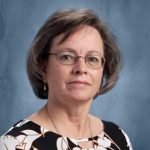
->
<box><xmin>102</xmin><ymin>120</ymin><xmax>133</xmax><ymax>150</ymax></box>
<box><xmin>0</xmin><ymin>119</ymin><xmax>45</xmax><ymax>150</ymax></box>
<box><xmin>1</xmin><ymin>119</ymin><xmax>42</xmax><ymax>137</ymax></box>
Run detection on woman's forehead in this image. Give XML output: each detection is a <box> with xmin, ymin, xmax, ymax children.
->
<box><xmin>51</xmin><ymin>25</ymin><xmax>104</xmax><ymax>54</ymax></box>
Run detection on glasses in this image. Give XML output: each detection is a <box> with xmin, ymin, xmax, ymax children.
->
<box><xmin>48</xmin><ymin>51</ymin><xmax>105</xmax><ymax>69</ymax></box>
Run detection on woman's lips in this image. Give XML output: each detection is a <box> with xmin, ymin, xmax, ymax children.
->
<box><xmin>67</xmin><ymin>80</ymin><xmax>91</xmax><ymax>86</ymax></box>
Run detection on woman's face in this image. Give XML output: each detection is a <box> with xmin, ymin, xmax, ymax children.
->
<box><xmin>45</xmin><ymin>25</ymin><xmax>104</xmax><ymax>102</ymax></box>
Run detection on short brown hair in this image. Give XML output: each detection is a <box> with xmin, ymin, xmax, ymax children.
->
<box><xmin>27</xmin><ymin>8</ymin><xmax>121</xmax><ymax>99</ymax></box>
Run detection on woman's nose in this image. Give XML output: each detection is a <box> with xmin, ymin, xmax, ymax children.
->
<box><xmin>72</xmin><ymin>57</ymin><xmax>87</xmax><ymax>74</ymax></box>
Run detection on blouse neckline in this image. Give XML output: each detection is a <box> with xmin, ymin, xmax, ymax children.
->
<box><xmin>22</xmin><ymin>118</ymin><xmax>105</xmax><ymax>141</ymax></box>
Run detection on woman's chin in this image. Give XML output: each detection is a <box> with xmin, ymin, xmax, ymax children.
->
<box><xmin>68</xmin><ymin>93</ymin><xmax>93</xmax><ymax>102</ymax></box>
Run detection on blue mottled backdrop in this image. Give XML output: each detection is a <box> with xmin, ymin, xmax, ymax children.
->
<box><xmin>0</xmin><ymin>0</ymin><xmax>150</xmax><ymax>149</ymax></box>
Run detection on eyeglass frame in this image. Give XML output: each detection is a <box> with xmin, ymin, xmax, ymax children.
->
<box><xmin>47</xmin><ymin>50</ymin><xmax>106</xmax><ymax>70</ymax></box>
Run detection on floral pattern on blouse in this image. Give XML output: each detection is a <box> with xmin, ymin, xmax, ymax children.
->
<box><xmin>0</xmin><ymin>119</ymin><xmax>133</xmax><ymax>150</ymax></box>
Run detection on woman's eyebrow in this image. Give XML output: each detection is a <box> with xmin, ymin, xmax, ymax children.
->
<box><xmin>88</xmin><ymin>50</ymin><xmax>101</xmax><ymax>54</ymax></box>
<box><xmin>56</xmin><ymin>48</ymin><xmax>103</xmax><ymax>55</ymax></box>
<box><xmin>56</xmin><ymin>48</ymin><xmax>78</xmax><ymax>54</ymax></box>
<box><xmin>87</xmin><ymin>51</ymin><xmax>104</xmax><ymax>57</ymax></box>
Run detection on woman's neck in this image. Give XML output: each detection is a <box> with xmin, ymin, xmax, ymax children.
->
<box><xmin>27</xmin><ymin>102</ymin><xmax>103</xmax><ymax>139</ymax></box>
<box><xmin>45</xmin><ymin>96</ymin><xmax>93</xmax><ymax>138</ymax></box>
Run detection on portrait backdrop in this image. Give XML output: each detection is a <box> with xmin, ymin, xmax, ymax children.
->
<box><xmin>0</xmin><ymin>0</ymin><xmax>150</xmax><ymax>149</ymax></box>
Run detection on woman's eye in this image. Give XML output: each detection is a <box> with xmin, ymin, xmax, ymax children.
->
<box><xmin>60</xmin><ymin>54</ymin><xmax>74</xmax><ymax>60</ymax></box>
<box><xmin>87</xmin><ymin>56</ymin><xmax>99</xmax><ymax>63</ymax></box>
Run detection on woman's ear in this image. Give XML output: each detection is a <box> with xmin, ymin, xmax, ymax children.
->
<box><xmin>41</xmin><ymin>62</ymin><xmax>48</xmax><ymax>82</ymax></box>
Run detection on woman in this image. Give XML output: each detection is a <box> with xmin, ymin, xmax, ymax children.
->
<box><xmin>0</xmin><ymin>9</ymin><xmax>133</xmax><ymax>150</ymax></box>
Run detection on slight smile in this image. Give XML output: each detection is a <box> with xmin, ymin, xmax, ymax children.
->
<box><xmin>67</xmin><ymin>80</ymin><xmax>91</xmax><ymax>86</ymax></box>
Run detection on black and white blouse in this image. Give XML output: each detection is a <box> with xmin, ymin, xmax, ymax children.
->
<box><xmin>0</xmin><ymin>119</ymin><xmax>133</xmax><ymax>150</ymax></box>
